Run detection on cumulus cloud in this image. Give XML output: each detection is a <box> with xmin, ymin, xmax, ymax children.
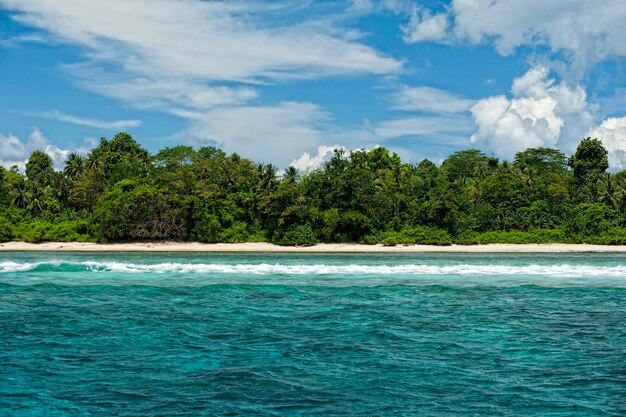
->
<box><xmin>469</xmin><ymin>66</ymin><xmax>596</xmax><ymax>160</ymax></box>
<box><xmin>0</xmin><ymin>128</ymin><xmax>91</xmax><ymax>170</ymax></box>
<box><xmin>588</xmin><ymin>117</ymin><xmax>626</xmax><ymax>170</ymax></box>
<box><xmin>290</xmin><ymin>145</ymin><xmax>344</xmax><ymax>172</ymax></box>
<box><xmin>393</xmin><ymin>86</ymin><xmax>474</xmax><ymax>113</ymax></box>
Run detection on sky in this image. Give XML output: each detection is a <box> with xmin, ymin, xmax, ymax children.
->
<box><xmin>0</xmin><ymin>0</ymin><xmax>625</xmax><ymax>171</ymax></box>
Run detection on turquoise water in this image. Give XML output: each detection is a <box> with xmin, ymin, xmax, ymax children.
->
<box><xmin>1</xmin><ymin>252</ymin><xmax>625</xmax><ymax>416</ymax></box>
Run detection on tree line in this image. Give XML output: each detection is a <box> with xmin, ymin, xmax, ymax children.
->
<box><xmin>1</xmin><ymin>132</ymin><xmax>624</xmax><ymax>245</ymax></box>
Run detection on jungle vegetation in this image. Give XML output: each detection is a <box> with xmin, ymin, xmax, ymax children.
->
<box><xmin>1</xmin><ymin>132</ymin><xmax>625</xmax><ymax>245</ymax></box>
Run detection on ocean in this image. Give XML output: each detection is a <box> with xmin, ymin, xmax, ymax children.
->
<box><xmin>1</xmin><ymin>252</ymin><xmax>625</xmax><ymax>416</ymax></box>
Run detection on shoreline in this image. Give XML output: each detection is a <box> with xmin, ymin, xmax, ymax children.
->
<box><xmin>1</xmin><ymin>241</ymin><xmax>626</xmax><ymax>253</ymax></box>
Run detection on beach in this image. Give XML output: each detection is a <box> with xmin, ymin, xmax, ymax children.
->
<box><xmin>2</xmin><ymin>241</ymin><xmax>626</xmax><ymax>252</ymax></box>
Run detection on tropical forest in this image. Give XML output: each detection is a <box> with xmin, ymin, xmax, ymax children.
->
<box><xmin>0</xmin><ymin>132</ymin><xmax>624</xmax><ymax>245</ymax></box>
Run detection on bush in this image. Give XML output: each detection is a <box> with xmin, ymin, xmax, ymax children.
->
<box><xmin>472</xmin><ymin>229</ymin><xmax>567</xmax><ymax>244</ymax></box>
<box><xmin>46</xmin><ymin>220</ymin><xmax>92</xmax><ymax>242</ymax></box>
<box><xmin>453</xmin><ymin>230</ymin><xmax>479</xmax><ymax>245</ymax></box>
<box><xmin>220</xmin><ymin>221</ymin><xmax>249</xmax><ymax>243</ymax></box>
<box><xmin>15</xmin><ymin>220</ymin><xmax>52</xmax><ymax>243</ymax></box>
<box><xmin>275</xmin><ymin>224</ymin><xmax>318</xmax><ymax>246</ymax></box>
<box><xmin>193</xmin><ymin>214</ymin><xmax>221</xmax><ymax>243</ymax></box>
<box><xmin>368</xmin><ymin>226</ymin><xmax>453</xmax><ymax>246</ymax></box>
<box><xmin>582</xmin><ymin>227</ymin><xmax>626</xmax><ymax>245</ymax></box>
<box><xmin>381</xmin><ymin>234</ymin><xmax>399</xmax><ymax>246</ymax></box>
<box><xmin>0</xmin><ymin>217</ymin><xmax>13</xmax><ymax>242</ymax></box>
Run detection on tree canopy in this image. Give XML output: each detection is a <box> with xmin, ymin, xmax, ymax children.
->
<box><xmin>1</xmin><ymin>133</ymin><xmax>625</xmax><ymax>245</ymax></box>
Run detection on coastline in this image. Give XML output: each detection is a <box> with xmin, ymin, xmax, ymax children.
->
<box><xmin>2</xmin><ymin>241</ymin><xmax>626</xmax><ymax>253</ymax></box>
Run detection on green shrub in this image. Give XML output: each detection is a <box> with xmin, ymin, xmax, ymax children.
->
<box><xmin>369</xmin><ymin>226</ymin><xmax>453</xmax><ymax>246</ymax></box>
<box><xmin>381</xmin><ymin>233</ymin><xmax>399</xmax><ymax>246</ymax></box>
<box><xmin>46</xmin><ymin>220</ymin><xmax>92</xmax><ymax>242</ymax></box>
<box><xmin>583</xmin><ymin>227</ymin><xmax>626</xmax><ymax>245</ymax></box>
<box><xmin>473</xmin><ymin>229</ymin><xmax>567</xmax><ymax>244</ymax></box>
<box><xmin>276</xmin><ymin>224</ymin><xmax>318</xmax><ymax>246</ymax></box>
<box><xmin>0</xmin><ymin>217</ymin><xmax>13</xmax><ymax>242</ymax></box>
<box><xmin>246</xmin><ymin>230</ymin><xmax>268</xmax><ymax>243</ymax></box>
<box><xmin>15</xmin><ymin>220</ymin><xmax>52</xmax><ymax>243</ymax></box>
<box><xmin>453</xmin><ymin>230</ymin><xmax>479</xmax><ymax>245</ymax></box>
<box><xmin>220</xmin><ymin>221</ymin><xmax>249</xmax><ymax>243</ymax></box>
<box><xmin>408</xmin><ymin>226</ymin><xmax>453</xmax><ymax>245</ymax></box>
<box><xmin>193</xmin><ymin>214</ymin><xmax>221</xmax><ymax>243</ymax></box>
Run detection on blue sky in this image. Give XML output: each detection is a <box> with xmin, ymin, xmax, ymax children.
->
<box><xmin>0</xmin><ymin>0</ymin><xmax>625</xmax><ymax>170</ymax></box>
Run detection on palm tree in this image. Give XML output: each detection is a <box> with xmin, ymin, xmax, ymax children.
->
<box><xmin>11</xmin><ymin>181</ymin><xmax>30</xmax><ymax>209</ymax></box>
<box><xmin>473</xmin><ymin>163</ymin><xmax>488</xmax><ymax>179</ymax></box>
<box><xmin>596</xmin><ymin>174</ymin><xmax>617</xmax><ymax>209</ymax></box>
<box><xmin>611</xmin><ymin>176</ymin><xmax>626</xmax><ymax>212</ymax></box>
<box><xmin>257</xmin><ymin>163</ymin><xmax>278</xmax><ymax>191</ymax></box>
<box><xmin>283</xmin><ymin>166</ymin><xmax>299</xmax><ymax>184</ymax></box>
<box><xmin>64</xmin><ymin>152</ymin><xmax>85</xmax><ymax>179</ymax></box>
<box><xmin>518</xmin><ymin>165</ymin><xmax>536</xmax><ymax>187</ymax></box>
<box><xmin>26</xmin><ymin>183</ymin><xmax>44</xmax><ymax>213</ymax></box>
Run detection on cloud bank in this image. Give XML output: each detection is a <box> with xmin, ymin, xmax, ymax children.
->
<box><xmin>0</xmin><ymin>128</ymin><xmax>91</xmax><ymax>171</ymax></box>
<box><xmin>0</xmin><ymin>0</ymin><xmax>405</xmax><ymax>163</ymax></box>
<box><xmin>469</xmin><ymin>65</ymin><xmax>626</xmax><ymax>169</ymax></box>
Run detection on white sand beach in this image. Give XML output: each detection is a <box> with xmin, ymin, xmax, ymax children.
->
<box><xmin>1</xmin><ymin>241</ymin><xmax>626</xmax><ymax>252</ymax></box>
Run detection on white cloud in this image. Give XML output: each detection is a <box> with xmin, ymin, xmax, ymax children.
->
<box><xmin>177</xmin><ymin>102</ymin><xmax>329</xmax><ymax>164</ymax></box>
<box><xmin>588</xmin><ymin>117</ymin><xmax>626</xmax><ymax>171</ymax></box>
<box><xmin>388</xmin><ymin>0</ymin><xmax>626</xmax><ymax>75</ymax></box>
<box><xmin>65</xmin><ymin>69</ymin><xmax>260</xmax><ymax>112</ymax></box>
<box><xmin>0</xmin><ymin>0</ymin><xmax>403</xmax><ymax>165</ymax></box>
<box><xmin>1</xmin><ymin>0</ymin><xmax>400</xmax><ymax>82</ymax></box>
<box><xmin>290</xmin><ymin>145</ymin><xmax>343</xmax><ymax>172</ymax></box>
<box><xmin>349</xmin><ymin>0</ymin><xmax>413</xmax><ymax>14</ymax></box>
<box><xmin>402</xmin><ymin>10</ymin><xmax>448</xmax><ymax>43</ymax></box>
<box><xmin>365</xmin><ymin>0</ymin><xmax>626</xmax><ymax>75</ymax></box>
<box><xmin>0</xmin><ymin>128</ymin><xmax>91</xmax><ymax>170</ymax></box>
<box><xmin>374</xmin><ymin>114</ymin><xmax>473</xmax><ymax>139</ymax></box>
<box><xmin>349</xmin><ymin>1</ymin><xmax>448</xmax><ymax>43</ymax></box>
<box><xmin>394</xmin><ymin>86</ymin><xmax>474</xmax><ymax>113</ymax></box>
<box><xmin>39</xmin><ymin>110</ymin><xmax>141</xmax><ymax>130</ymax></box>
<box><xmin>470</xmin><ymin>65</ymin><xmax>596</xmax><ymax>160</ymax></box>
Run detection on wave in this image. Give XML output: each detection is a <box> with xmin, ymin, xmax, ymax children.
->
<box><xmin>1</xmin><ymin>261</ymin><xmax>625</xmax><ymax>277</ymax></box>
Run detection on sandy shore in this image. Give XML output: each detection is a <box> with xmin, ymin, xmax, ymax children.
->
<box><xmin>1</xmin><ymin>241</ymin><xmax>626</xmax><ymax>253</ymax></box>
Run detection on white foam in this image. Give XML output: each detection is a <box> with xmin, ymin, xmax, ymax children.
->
<box><xmin>0</xmin><ymin>261</ymin><xmax>41</xmax><ymax>273</ymax></box>
<box><xmin>1</xmin><ymin>260</ymin><xmax>625</xmax><ymax>277</ymax></box>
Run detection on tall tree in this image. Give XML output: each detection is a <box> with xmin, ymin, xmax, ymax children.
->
<box><xmin>25</xmin><ymin>150</ymin><xmax>54</xmax><ymax>185</ymax></box>
<box><xmin>514</xmin><ymin>147</ymin><xmax>568</xmax><ymax>176</ymax></box>
<box><xmin>64</xmin><ymin>152</ymin><xmax>85</xmax><ymax>180</ymax></box>
<box><xmin>568</xmin><ymin>137</ymin><xmax>609</xmax><ymax>186</ymax></box>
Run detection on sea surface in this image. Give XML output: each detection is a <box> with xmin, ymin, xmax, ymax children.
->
<box><xmin>1</xmin><ymin>252</ymin><xmax>625</xmax><ymax>416</ymax></box>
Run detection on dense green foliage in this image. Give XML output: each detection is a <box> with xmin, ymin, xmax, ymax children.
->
<box><xmin>1</xmin><ymin>132</ymin><xmax>625</xmax><ymax>245</ymax></box>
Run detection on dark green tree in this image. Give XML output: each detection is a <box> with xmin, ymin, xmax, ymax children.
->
<box><xmin>514</xmin><ymin>147</ymin><xmax>568</xmax><ymax>176</ymax></box>
<box><xmin>440</xmin><ymin>149</ymin><xmax>497</xmax><ymax>182</ymax></box>
<box><xmin>568</xmin><ymin>137</ymin><xmax>608</xmax><ymax>186</ymax></box>
<box><xmin>64</xmin><ymin>152</ymin><xmax>85</xmax><ymax>180</ymax></box>
<box><xmin>25</xmin><ymin>151</ymin><xmax>54</xmax><ymax>185</ymax></box>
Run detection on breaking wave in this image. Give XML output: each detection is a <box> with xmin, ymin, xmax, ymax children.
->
<box><xmin>1</xmin><ymin>261</ymin><xmax>625</xmax><ymax>277</ymax></box>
